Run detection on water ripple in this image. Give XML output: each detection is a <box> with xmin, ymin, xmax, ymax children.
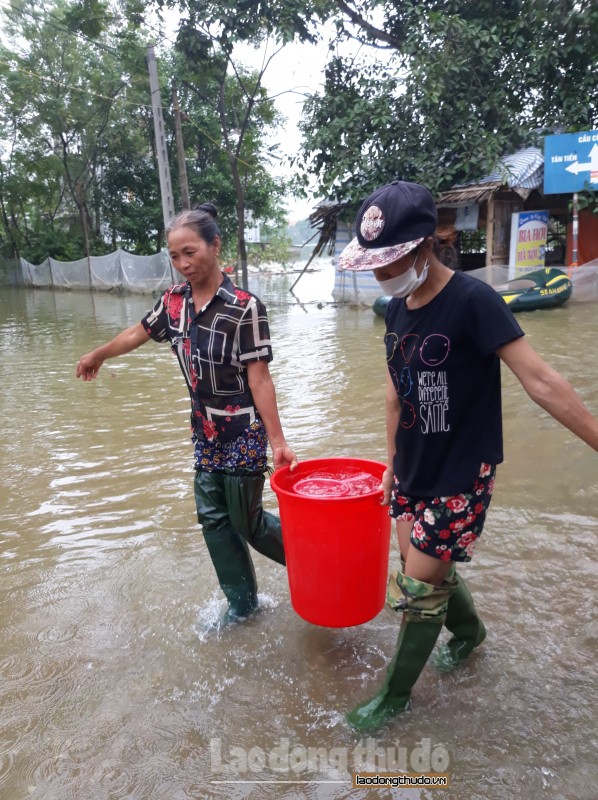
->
<box><xmin>0</xmin><ymin>286</ymin><xmax>597</xmax><ymax>800</ymax></box>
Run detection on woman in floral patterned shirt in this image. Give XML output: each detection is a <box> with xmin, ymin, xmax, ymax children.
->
<box><xmin>77</xmin><ymin>204</ymin><xmax>297</xmax><ymax>629</ymax></box>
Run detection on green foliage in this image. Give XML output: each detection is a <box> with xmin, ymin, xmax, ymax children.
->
<box><xmin>246</xmin><ymin>226</ymin><xmax>293</xmax><ymax>269</ymax></box>
<box><xmin>0</xmin><ymin>0</ymin><xmax>165</xmax><ymax>261</ymax></box>
<box><xmin>173</xmin><ymin>0</ymin><xmax>324</xmax><ymax>48</ymax></box>
<box><xmin>0</xmin><ymin>0</ymin><xmax>292</xmax><ymax>274</ymax></box>
<box><xmin>574</xmin><ymin>189</ymin><xmax>598</xmax><ymax>214</ymax></box>
<box><xmin>294</xmin><ymin>0</ymin><xmax>598</xmax><ymax>207</ymax></box>
<box><xmin>100</xmin><ymin>153</ymin><xmax>163</xmax><ymax>253</ymax></box>
<box><xmin>286</xmin><ymin>218</ymin><xmax>311</xmax><ymax>246</ymax></box>
<box><xmin>5</xmin><ymin>0</ymin><xmax>591</xmax><ymax>268</ymax></box>
<box><xmin>62</xmin><ymin>0</ymin><xmax>110</xmax><ymax>38</ymax></box>
<box><xmin>172</xmin><ymin>16</ymin><xmax>289</xmax><ymax>284</ymax></box>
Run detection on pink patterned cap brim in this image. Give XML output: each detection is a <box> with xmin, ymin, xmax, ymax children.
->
<box><xmin>338</xmin><ymin>236</ymin><xmax>423</xmax><ymax>271</ymax></box>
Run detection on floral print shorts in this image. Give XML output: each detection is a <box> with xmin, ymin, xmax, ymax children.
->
<box><xmin>390</xmin><ymin>463</ymin><xmax>497</xmax><ymax>562</ymax></box>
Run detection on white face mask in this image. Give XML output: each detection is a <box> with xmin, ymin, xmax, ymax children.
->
<box><xmin>376</xmin><ymin>255</ymin><xmax>429</xmax><ymax>298</ymax></box>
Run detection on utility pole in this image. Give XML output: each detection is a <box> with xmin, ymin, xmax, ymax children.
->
<box><xmin>172</xmin><ymin>80</ymin><xmax>191</xmax><ymax>210</ymax></box>
<box><xmin>146</xmin><ymin>44</ymin><xmax>175</xmax><ymax>231</ymax></box>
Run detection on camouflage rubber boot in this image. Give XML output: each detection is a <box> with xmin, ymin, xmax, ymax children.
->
<box><xmin>432</xmin><ymin>570</ymin><xmax>486</xmax><ymax>672</ymax></box>
<box><xmin>386</xmin><ymin>560</ymin><xmax>407</xmax><ymax>611</ymax></box>
<box><xmin>347</xmin><ymin>572</ymin><xmax>455</xmax><ymax>732</ymax></box>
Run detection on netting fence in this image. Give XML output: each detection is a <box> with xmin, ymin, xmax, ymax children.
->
<box><xmin>0</xmin><ymin>257</ymin><xmax>21</xmax><ymax>286</ymax></box>
<box><xmin>18</xmin><ymin>249</ymin><xmax>176</xmax><ymax>294</ymax></box>
<box><xmin>8</xmin><ymin>249</ymin><xmax>598</xmax><ymax>306</ymax></box>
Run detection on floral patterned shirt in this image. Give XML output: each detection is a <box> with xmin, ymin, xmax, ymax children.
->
<box><xmin>141</xmin><ymin>275</ymin><xmax>273</xmax><ymax>473</ymax></box>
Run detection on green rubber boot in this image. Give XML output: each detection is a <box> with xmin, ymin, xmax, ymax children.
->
<box><xmin>195</xmin><ymin>472</ymin><xmax>259</xmax><ymax>623</ymax></box>
<box><xmin>224</xmin><ymin>473</ymin><xmax>285</xmax><ymax>566</ymax></box>
<box><xmin>347</xmin><ymin>573</ymin><xmax>454</xmax><ymax>732</ymax></box>
<box><xmin>432</xmin><ymin>571</ymin><xmax>486</xmax><ymax>672</ymax></box>
<box><xmin>201</xmin><ymin>525</ymin><xmax>259</xmax><ymax>624</ymax></box>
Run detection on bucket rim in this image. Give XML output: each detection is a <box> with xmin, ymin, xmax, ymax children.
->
<box><xmin>270</xmin><ymin>457</ymin><xmax>386</xmax><ymax>501</ymax></box>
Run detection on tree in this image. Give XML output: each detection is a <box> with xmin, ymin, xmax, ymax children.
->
<box><xmin>1</xmin><ymin>0</ymin><xmax>118</xmax><ymax>258</ymax></box>
<box><xmin>294</xmin><ymin>0</ymin><xmax>598</xmax><ymax>207</ymax></box>
<box><xmin>0</xmin><ymin>0</ymin><xmax>293</xmax><ymax>273</ymax></box>
<box><xmin>0</xmin><ymin>0</ymin><xmax>164</xmax><ymax>260</ymax></box>
<box><xmin>172</xmin><ymin>14</ymin><xmax>289</xmax><ymax>287</ymax></box>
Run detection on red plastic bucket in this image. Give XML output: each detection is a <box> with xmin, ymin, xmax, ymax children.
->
<box><xmin>270</xmin><ymin>458</ymin><xmax>391</xmax><ymax>627</ymax></box>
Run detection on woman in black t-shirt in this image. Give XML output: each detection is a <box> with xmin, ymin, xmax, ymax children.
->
<box><xmin>339</xmin><ymin>181</ymin><xmax>598</xmax><ymax>732</ymax></box>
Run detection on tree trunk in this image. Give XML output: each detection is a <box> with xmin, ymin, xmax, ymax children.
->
<box><xmin>236</xmin><ymin>197</ymin><xmax>248</xmax><ymax>289</ymax></box>
<box><xmin>0</xmin><ymin>194</ymin><xmax>20</xmax><ymax>258</ymax></box>
<box><xmin>218</xmin><ymin>82</ymin><xmax>249</xmax><ymax>289</ymax></box>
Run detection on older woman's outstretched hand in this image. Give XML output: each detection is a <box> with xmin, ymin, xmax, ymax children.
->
<box><xmin>76</xmin><ymin>352</ymin><xmax>104</xmax><ymax>381</ymax></box>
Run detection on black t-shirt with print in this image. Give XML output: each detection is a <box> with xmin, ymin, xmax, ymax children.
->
<box><xmin>385</xmin><ymin>271</ymin><xmax>524</xmax><ymax>497</ymax></box>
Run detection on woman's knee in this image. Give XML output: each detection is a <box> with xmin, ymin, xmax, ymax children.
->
<box><xmin>404</xmin><ymin>544</ymin><xmax>453</xmax><ymax>586</ymax></box>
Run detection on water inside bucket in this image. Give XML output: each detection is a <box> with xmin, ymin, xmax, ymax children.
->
<box><xmin>293</xmin><ymin>470</ymin><xmax>380</xmax><ymax>498</ymax></box>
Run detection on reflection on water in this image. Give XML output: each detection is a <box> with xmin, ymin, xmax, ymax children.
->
<box><xmin>0</xmin><ymin>266</ymin><xmax>597</xmax><ymax>800</ymax></box>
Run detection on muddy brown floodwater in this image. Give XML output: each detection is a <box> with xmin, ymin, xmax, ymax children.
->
<box><xmin>0</xmin><ymin>264</ymin><xmax>596</xmax><ymax>800</ymax></box>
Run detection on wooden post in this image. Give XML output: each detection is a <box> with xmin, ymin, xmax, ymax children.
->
<box><xmin>172</xmin><ymin>80</ymin><xmax>191</xmax><ymax>210</ymax></box>
<box><xmin>570</xmin><ymin>192</ymin><xmax>579</xmax><ymax>270</ymax></box>
<box><xmin>486</xmin><ymin>196</ymin><xmax>495</xmax><ymax>266</ymax></box>
<box><xmin>146</xmin><ymin>44</ymin><xmax>175</xmax><ymax>230</ymax></box>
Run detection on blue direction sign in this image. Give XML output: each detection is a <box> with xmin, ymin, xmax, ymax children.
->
<box><xmin>544</xmin><ymin>130</ymin><xmax>598</xmax><ymax>194</ymax></box>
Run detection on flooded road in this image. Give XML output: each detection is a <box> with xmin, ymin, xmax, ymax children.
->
<box><xmin>0</xmin><ymin>265</ymin><xmax>596</xmax><ymax>800</ymax></box>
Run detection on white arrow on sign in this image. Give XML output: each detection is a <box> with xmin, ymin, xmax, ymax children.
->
<box><xmin>565</xmin><ymin>142</ymin><xmax>598</xmax><ymax>176</ymax></box>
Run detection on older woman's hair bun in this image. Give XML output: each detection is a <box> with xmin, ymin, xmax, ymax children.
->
<box><xmin>167</xmin><ymin>203</ymin><xmax>221</xmax><ymax>243</ymax></box>
<box><xmin>193</xmin><ymin>202</ymin><xmax>218</xmax><ymax>219</ymax></box>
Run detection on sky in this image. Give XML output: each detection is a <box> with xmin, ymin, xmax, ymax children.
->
<box><xmin>233</xmin><ymin>28</ymin><xmax>392</xmax><ymax>223</ymax></box>
<box><xmin>233</xmin><ymin>38</ymin><xmax>333</xmax><ymax>223</ymax></box>
<box><xmin>158</xmin><ymin>7</ymin><xmax>337</xmax><ymax>222</ymax></box>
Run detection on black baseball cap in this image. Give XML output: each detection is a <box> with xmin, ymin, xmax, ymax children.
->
<box><xmin>339</xmin><ymin>181</ymin><xmax>438</xmax><ymax>271</ymax></box>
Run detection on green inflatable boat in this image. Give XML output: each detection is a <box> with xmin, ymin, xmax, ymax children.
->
<box><xmin>372</xmin><ymin>267</ymin><xmax>572</xmax><ymax>316</ymax></box>
<box><xmin>495</xmin><ymin>267</ymin><xmax>572</xmax><ymax>311</ymax></box>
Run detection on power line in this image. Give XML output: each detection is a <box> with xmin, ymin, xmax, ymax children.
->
<box><xmin>0</xmin><ymin>3</ymin><xmax>268</xmax><ymax>171</ymax></box>
<box><xmin>0</xmin><ymin>57</ymin><xmax>256</xmax><ymax>170</ymax></box>
<box><xmin>4</xmin><ymin>0</ymin><xmax>177</xmax><ymax>85</ymax></box>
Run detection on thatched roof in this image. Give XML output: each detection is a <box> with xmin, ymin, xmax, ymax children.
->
<box><xmin>437</xmin><ymin>182</ymin><xmax>539</xmax><ymax>204</ymax></box>
<box><xmin>299</xmin><ymin>200</ymin><xmax>348</xmax><ymax>266</ymax></box>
